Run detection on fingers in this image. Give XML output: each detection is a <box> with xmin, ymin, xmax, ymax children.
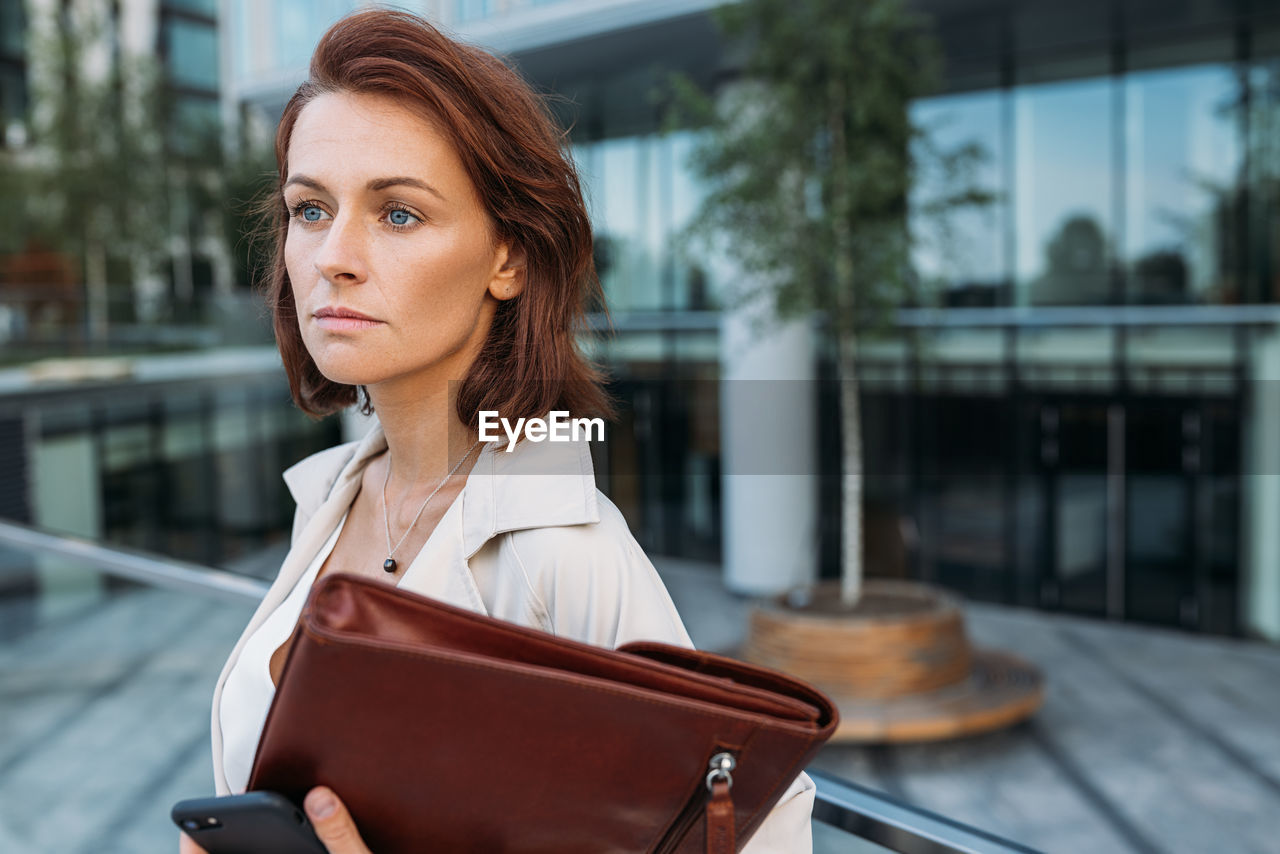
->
<box><xmin>178</xmin><ymin>830</ymin><xmax>209</xmax><ymax>854</ymax></box>
<box><xmin>306</xmin><ymin>786</ymin><xmax>374</xmax><ymax>854</ymax></box>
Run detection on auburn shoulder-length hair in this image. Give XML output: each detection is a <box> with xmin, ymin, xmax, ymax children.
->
<box><xmin>259</xmin><ymin>8</ymin><xmax>612</xmax><ymax>426</ymax></box>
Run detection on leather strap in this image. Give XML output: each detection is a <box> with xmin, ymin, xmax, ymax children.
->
<box><xmin>705</xmin><ymin>779</ymin><xmax>735</xmax><ymax>854</ymax></box>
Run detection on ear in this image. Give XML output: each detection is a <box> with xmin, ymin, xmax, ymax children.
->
<box><xmin>487</xmin><ymin>241</ymin><xmax>526</xmax><ymax>301</ymax></box>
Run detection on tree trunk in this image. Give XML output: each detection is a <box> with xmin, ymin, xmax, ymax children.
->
<box><xmin>838</xmin><ymin>332</ymin><xmax>864</xmax><ymax>605</ymax></box>
<box><xmin>827</xmin><ymin>69</ymin><xmax>863</xmax><ymax>606</ymax></box>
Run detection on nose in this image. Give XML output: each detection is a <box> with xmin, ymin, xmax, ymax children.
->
<box><xmin>312</xmin><ymin>210</ymin><xmax>370</xmax><ymax>284</ymax></box>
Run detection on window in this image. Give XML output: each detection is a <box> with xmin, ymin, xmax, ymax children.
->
<box><xmin>455</xmin><ymin>0</ymin><xmax>495</xmax><ymax>24</ymax></box>
<box><xmin>164</xmin><ymin>0</ymin><xmax>217</xmax><ymax>17</ymax></box>
<box><xmin>0</xmin><ymin>0</ymin><xmax>25</xmax><ymax>56</ymax></box>
<box><xmin>1124</xmin><ymin>63</ymin><xmax>1241</xmax><ymax>304</ymax></box>
<box><xmin>273</xmin><ymin>0</ymin><xmax>355</xmax><ymax>75</ymax></box>
<box><xmin>0</xmin><ymin>64</ymin><xmax>26</xmax><ymax>137</ymax></box>
<box><xmin>1014</xmin><ymin>76</ymin><xmax>1115</xmax><ymax>306</ymax></box>
<box><xmin>1249</xmin><ymin>24</ymin><xmax>1280</xmax><ymax>303</ymax></box>
<box><xmin>0</xmin><ymin>0</ymin><xmax>26</xmax><ymax>144</ymax></box>
<box><xmin>164</xmin><ymin>18</ymin><xmax>218</xmax><ymax>91</ymax></box>
<box><xmin>911</xmin><ymin>91</ymin><xmax>1009</xmax><ymax>307</ymax></box>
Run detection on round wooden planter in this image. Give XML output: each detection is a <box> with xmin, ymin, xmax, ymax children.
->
<box><xmin>741</xmin><ymin>580</ymin><xmax>1044</xmax><ymax>743</ymax></box>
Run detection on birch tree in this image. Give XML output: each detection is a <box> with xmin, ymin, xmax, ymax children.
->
<box><xmin>667</xmin><ymin>0</ymin><xmax>991</xmax><ymax>605</ymax></box>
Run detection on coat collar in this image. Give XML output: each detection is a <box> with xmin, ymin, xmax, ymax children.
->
<box><xmin>282</xmin><ymin>419</ymin><xmax>601</xmax><ymax>559</ymax></box>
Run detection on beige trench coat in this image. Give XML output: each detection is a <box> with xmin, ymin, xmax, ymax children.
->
<box><xmin>209</xmin><ymin>421</ymin><xmax>816</xmax><ymax>852</ymax></box>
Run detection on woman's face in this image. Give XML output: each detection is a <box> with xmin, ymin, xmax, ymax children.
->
<box><xmin>283</xmin><ymin>90</ymin><xmax>521</xmax><ymax>392</ymax></box>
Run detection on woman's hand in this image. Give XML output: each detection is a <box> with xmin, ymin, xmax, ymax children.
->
<box><xmin>304</xmin><ymin>786</ymin><xmax>374</xmax><ymax>854</ymax></box>
<box><xmin>176</xmin><ymin>787</ymin><xmax>373</xmax><ymax>854</ymax></box>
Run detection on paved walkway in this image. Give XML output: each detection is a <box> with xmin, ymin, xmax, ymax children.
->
<box><xmin>2</xmin><ymin>550</ymin><xmax>1279</xmax><ymax>853</ymax></box>
<box><xmin>0</xmin><ymin>586</ymin><xmax>253</xmax><ymax>853</ymax></box>
<box><xmin>659</xmin><ymin>559</ymin><xmax>1280</xmax><ymax>854</ymax></box>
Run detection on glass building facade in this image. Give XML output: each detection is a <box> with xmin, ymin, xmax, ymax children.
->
<box><xmin>480</xmin><ymin>0</ymin><xmax>1280</xmax><ymax>638</ymax></box>
<box><xmin>910</xmin><ymin>1</ymin><xmax>1280</xmax><ymax>310</ymax></box>
<box><xmin>881</xmin><ymin>1</ymin><xmax>1280</xmax><ymax>639</ymax></box>
<box><xmin>217</xmin><ymin>0</ymin><xmax>1280</xmax><ymax>639</ymax></box>
<box><xmin>6</xmin><ymin>369</ymin><xmax>341</xmax><ymax>568</ymax></box>
<box><xmin>159</xmin><ymin>0</ymin><xmax>220</xmax><ymax>152</ymax></box>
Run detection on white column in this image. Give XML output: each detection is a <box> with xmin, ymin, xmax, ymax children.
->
<box><xmin>31</xmin><ymin>425</ymin><xmax>105</xmax><ymax>619</ymax></box>
<box><xmin>719</xmin><ymin>294</ymin><xmax>818</xmax><ymax>596</ymax></box>
<box><xmin>1244</xmin><ymin>328</ymin><xmax>1280</xmax><ymax>641</ymax></box>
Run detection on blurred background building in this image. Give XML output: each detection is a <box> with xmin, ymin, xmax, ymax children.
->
<box><xmin>3</xmin><ymin>0</ymin><xmax>1280</xmax><ymax>640</ymax></box>
<box><xmin>220</xmin><ymin>0</ymin><xmax>1280</xmax><ymax>642</ymax></box>
<box><xmin>0</xmin><ymin>0</ymin><xmax>339</xmax><ymax>584</ymax></box>
<box><xmin>4</xmin><ymin>3</ymin><xmax>1280</xmax><ymax>852</ymax></box>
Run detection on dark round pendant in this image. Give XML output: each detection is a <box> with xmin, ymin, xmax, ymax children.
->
<box><xmin>383</xmin><ymin>558</ymin><xmax>398</xmax><ymax>573</ymax></box>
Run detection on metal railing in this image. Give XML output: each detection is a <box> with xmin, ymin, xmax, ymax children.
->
<box><xmin>808</xmin><ymin>769</ymin><xmax>1042</xmax><ymax>854</ymax></box>
<box><xmin>0</xmin><ymin>518</ymin><xmax>1042</xmax><ymax>854</ymax></box>
<box><xmin>0</xmin><ymin>519</ymin><xmax>267</xmax><ymax>604</ymax></box>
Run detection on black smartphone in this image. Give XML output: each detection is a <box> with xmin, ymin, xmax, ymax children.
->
<box><xmin>171</xmin><ymin>791</ymin><xmax>327</xmax><ymax>854</ymax></box>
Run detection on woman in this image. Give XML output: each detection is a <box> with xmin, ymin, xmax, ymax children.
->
<box><xmin>184</xmin><ymin>9</ymin><xmax>815</xmax><ymax>853</ymax></box>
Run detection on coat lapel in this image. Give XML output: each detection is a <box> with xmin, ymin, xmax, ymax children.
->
<box><xmin>397</xmin><ymin>486</ymin><xmax>488</xmax><ymax>615</ymax></box>
<box><xmin>212</xmin><ymin>420</ymin><xmax>604</xmax><ymax>794</ymax></box>
<box><xmin>460</xmin><ymin>434</ymin><xmax>600</xmax><ymax>558</ymax></box>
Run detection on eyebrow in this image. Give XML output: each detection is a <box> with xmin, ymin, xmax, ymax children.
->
<box><xmin>283</xmin><ymin>174</ymin><xmax>446</xmax><ymax>202</ymax></box>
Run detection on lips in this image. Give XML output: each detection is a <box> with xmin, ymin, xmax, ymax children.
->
<box><xmin>315</xmin><ymin>306</ymin><xmax>380</xmax><ymax>322</ymax></box>
<box><xmin>313</xmin><ymin>306</ymin><xmax>385</xmax><ymax>331</ymax></box>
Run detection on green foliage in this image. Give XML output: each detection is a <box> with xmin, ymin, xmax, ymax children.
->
<box><xmin>0</xmin><ymin>10</ymin><xmax>278</xmax><ymax>299</ymax></box>
<box><xmin>173</xmin><ymin>110</ymin><xmax>279</xmax><ymax>294</ymax></box>
<box><xmin>0</xmin><ymin>149</ymin><xmax>31</xmax><ymax>255</ymax></box>
<box><xmin>219</xmin><ymin>138</ymin><xmax>281</xmax><ymax>296</ymax></box>
<box><xmin>664</xmin><ymin>0</ymin><xmax>993</xmax><ymax>342</ymax></box>
<box><xmin>13</xmin><ymin>14</ymin><xmax>171</xmax><ymax>277</ymax></box>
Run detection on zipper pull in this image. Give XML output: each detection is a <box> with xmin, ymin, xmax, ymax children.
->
<box><xmin>704</xmin><ymin>752</ymin><xmax>736</xmax><ymax>854</ymax></box>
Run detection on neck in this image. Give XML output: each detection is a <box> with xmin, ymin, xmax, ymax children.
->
<box><xmin>367</xmin><ymin>380</ymin><xmax>477</xmax><ymax>487</ymax></box>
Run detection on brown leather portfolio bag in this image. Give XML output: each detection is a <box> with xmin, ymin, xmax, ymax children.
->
<box><xmin>247</xmin><ymin>572</ymin><xmax>839</xmax><ymax>853</ymax></box>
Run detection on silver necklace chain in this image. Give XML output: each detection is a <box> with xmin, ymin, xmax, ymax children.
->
<box><xmin>381</xmin><ymin>439</ymin><xmax>481</xmax><ymax>571</ymax></box>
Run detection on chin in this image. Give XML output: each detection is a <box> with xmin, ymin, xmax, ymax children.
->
<box><xmin>307</xmin><ymin>354</ymin><xmax>387</xmax><ymax>389</ymax></box>
<box><xmin>305</xmin><ymin>334</ymin><xmax>472</xmax><ymax>390</ymax></box>
<box><xmin>316</xmin><ymin>367</ymin><xmax>387</xmax><ymax>389</ymax></box>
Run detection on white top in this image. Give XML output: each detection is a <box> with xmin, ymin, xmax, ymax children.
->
<box><xmin>218</xmin><ymin>508</ymin><xmax>351</xmax><ymax>794</ymax></box>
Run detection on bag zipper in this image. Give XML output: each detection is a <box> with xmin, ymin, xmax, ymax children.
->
<box><xmin>652</xmin><ymin>751</ymin><xmax>737</xmax><ymax>854</ymax></box>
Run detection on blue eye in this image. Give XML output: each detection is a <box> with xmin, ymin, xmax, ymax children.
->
<box><xmin>288</xmin><ymin>201</ymin><xmax>329</xmax><ymax>223</ymax></box>
<box><xmin>287</xmin><ymin>200</ymin><xmax>421</xmax><ymax>231</ymax></box>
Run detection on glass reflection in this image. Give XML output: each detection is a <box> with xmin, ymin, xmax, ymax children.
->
<box><xmin>273</xmin><ymin>0</ymin><xmax>356</xmax><ymax>74</ymax></box>
<box><xmin>0</xmin><ymin>0</ymin><xmax>25</xmax><ymax>56</ymax></box>
<box><xmin>1125</xmin><ymin>63</ymin><xmax>1241</xmax><ymax>304</ymax></box>
<box><xmin>669</xmin><ymin>131</ymin><xmax>716</xmax><ymax>310</ymax></box>
<box><xmin>598</xmin><ymin>137</ymin><xmax>660</xmax><ymax>312</ymax></box>
<box><xmin>165</xmin><ymin>18</ymin><xmax>219</xmax><ymax>91</ymax></box>
<box><xmin>455</xmin><ymin>0</ymin><xmax>496</xmax><ymax>23</ymax></box>
<box><xmin>1249</xmin><ymin>46</ymin><xmax>1280</xmax><ymax>303</ymax></box>
<box><xmin>166</xmin><ymin>0</ymin><xmax>219</xmax><ymax>15</ymax></box>
<box><xmin>574</xmin><ymin>131</ymin><xmax>718</xmax><ymax>314</ymax></box>
<box><xmin>0</xmin><ymin>65</ymin><xmax>26</xmax><ymax>131</ymax></box>
<box><xmin>1015</xmin><ymin>76</ymin><xmax>1115</xmax><ymax>306</ymax></box>
<box><xmin>910</xmin><ymin>90</ymin><xmax>1007</xmax><ymax>307</ymax></box>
